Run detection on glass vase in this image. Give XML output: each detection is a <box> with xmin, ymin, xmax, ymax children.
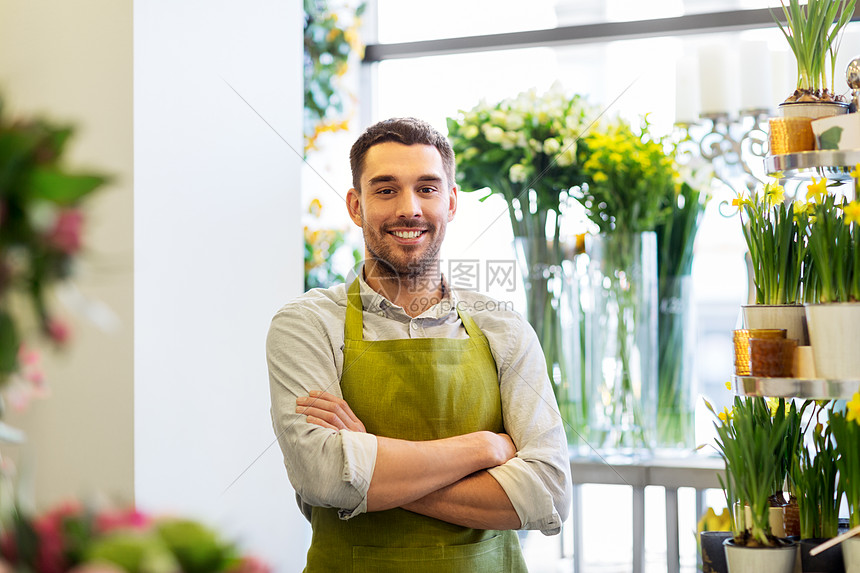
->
<box><xmin>514</xmin><ymin>234</ymin><xmax>586</xmax><ymax>447</ymax></box>
<box><xmin>581</xmin><ymin>232</ymin><xmax>658</xmax><ymax>453</ymax></box>
<box><xmin>657</xmin><ymin>273</ymin><xmax>697</xmax><ymax>451</ymax></box>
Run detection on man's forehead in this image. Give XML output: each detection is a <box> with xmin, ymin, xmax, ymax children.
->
<box><xmin>362</xmin><ymin>142</ymin><xmax>446</xmax><ymax>180</ymax></box>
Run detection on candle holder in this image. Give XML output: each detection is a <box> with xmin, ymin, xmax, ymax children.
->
<box><xmin>674</xmin><ymin>110</ymin><xmax>771</xmax><ymax>198</ymax></box>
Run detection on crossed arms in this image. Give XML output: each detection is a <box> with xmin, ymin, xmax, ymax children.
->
<box><xmin>296</xmin><ymin>390</ymin><xmax>522</xmax><ymax>529</ymax></box>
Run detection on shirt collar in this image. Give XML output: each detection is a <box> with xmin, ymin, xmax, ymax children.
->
<box><xmin>356</xmin><ymin>267</ymin><xmax>458</xmax><ymax>320</ymax></box>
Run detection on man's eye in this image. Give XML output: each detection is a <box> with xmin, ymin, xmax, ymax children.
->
<box><xmin>419</xmin><ymin>187</ymin><xmax>436</xmax><ymax>193</ymax></box>
<box><xmin>377</xmin><ymin>188</ymin><xmax>394</xmax><ymax>195</ymax></box>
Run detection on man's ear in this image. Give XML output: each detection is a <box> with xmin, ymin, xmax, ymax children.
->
<box><xmin>346</xmin><ymin>188</ymin><xmax>363</xmax><ymax>227</ymax></box>
<box><xmin>448</xmin><ymin>185</ymin><xmax>458</xmax><ymax>222</ymax></box>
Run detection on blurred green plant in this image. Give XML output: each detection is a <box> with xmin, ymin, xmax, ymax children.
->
<box><xmin>0</xmin><ymin>502</ymin><xmax>270</xmax><ymax>572</ymax></box>
<box><xmin>304</xmin><ymin>198</ymin><xmax>361</xmax><ymax>291</ymax></box>
<box><xmin>0</xmin><ymin>95</ymin><xmax>108</xmax><ymax>429</ymax></box>
<box><xmin>303</xmin><ymin>0</ymin><xmax>365</xmax><ymax>156</ymax></box>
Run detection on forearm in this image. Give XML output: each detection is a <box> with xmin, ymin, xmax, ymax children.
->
<box><xmin>401</xmin><ymin>471</ymin><xmax>521</xmax><ymax>530</ymax></box>
<box><xmin>366</xmin><ymin>431</ymin><xmax>512</xmax><ymax>512</ymax></box>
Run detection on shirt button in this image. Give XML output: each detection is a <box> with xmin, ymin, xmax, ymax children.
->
<box><xmin>410</xmin><ymin>322</ymin><xmax>418</xmax><ymax>330</ymax></box>
<box><xmin>378</xmin><ymin>311</ymin><xmax>385</xmax><ymax>317</ymax></box>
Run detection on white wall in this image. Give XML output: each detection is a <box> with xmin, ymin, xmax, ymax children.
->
<box><xmin>134</xmin><ymin>1</ymin><xmax>307</xmax><ymax>570</ymax></box>
<box><xmin>0</xmin><ymin>0</ymin><xmax>134</xmax><ymax>507</ymax></box>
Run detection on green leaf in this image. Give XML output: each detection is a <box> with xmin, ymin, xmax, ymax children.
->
<box><xmin>0</xmin><ymin>310</ymin><xmax>19</xmax><ymax>377</ymax></box>
<box><xmin>28</xmin><ymin>168</ymin><xmax>107</xmax><ymax>205</ymax></box>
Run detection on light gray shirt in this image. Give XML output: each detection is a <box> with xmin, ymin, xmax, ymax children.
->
<box><xmin>267</xmin><ymin>274</ymin><xmax>572</xmax><ymax>535</ymax></box>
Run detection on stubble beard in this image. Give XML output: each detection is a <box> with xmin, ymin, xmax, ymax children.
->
<box><xmin>363</xmin><ymin>223</ymin><xmax>444</xmax><ymax>283</ymax></box>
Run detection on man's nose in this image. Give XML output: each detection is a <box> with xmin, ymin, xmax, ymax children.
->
<box><xmin>395</xmin><ymin>190</ymin><xmax>422</xmax><ymax>218</ymax></box>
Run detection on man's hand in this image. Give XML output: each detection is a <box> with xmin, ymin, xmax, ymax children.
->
<box><xmin>296</xmin><ymin>390</ymin><xmax>367</xmax><ymax>432</ymax></box>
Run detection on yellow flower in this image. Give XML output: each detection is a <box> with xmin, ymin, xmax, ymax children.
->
<box><xmin>847</xmin><ymin>392</ymin><xmax>860</xmax><ymax>424</ymax></box>
<box><xmin>724</xmin><ymin>380</ymin><xmax>732</xmax><ymax>390</ymax></box>
<box><xmin>766</xmin><ymin>397</ymin><xmax>783</xmax><ymax>417</ymax></box>
<box><xmin>593</xmin><ymin>172</ymin><xmax>608</xmax><ymax>183</ymax></box>
<box><xmin>843</xmin><ymin>201</ymin><xmax>860</xmax><ymax>225</ymax></box>
<box><xmin>806</xmin><ymin>177</ymin><xmax>828</xmax><ymax>203</ymax></box>
<box><xmin>309</xmin><ymin>198</ymin><xmax>323</xmax><ymax>217</ymax></box>
<box><xmin>850</xmin><ymin>163</ymin><xmax>860</xmax><ymax>179</ymax></box>
<box><xmin>718</xmin><ymin>407</ymin><xmax>733</xmax><ymax>423</ymax></box>
<box><xmin>697</xmin><ymin>507</ymin><xmax>731</xmax><ymax>534</ymax></box>
<box><xmin>763</xmin><ymin>181</ymin><xmax>785</xmax><ymax>206</ymax></box>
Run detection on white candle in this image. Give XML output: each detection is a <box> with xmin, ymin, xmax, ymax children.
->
<box><xmin>699</xmin><ymin>43</ymin><xmax>731</xmax><ymax>115</ymax></box>
<box><xmin>739</xmin><ymin>40</ymin><xmax>773</xmax><ymax>112</ymax></box>
<box><xmin>675</xmin><ymin>55</ymin><xmax>701</xmax><ymax>124</ymax></box>
<box><xmin>771</xmin><ymin>49</ymin><xmax>796</xmax><ymax>104</ymax></box>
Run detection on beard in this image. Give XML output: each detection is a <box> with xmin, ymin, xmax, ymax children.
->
<box><xmin>362</xmin><ymin>220</ymin><xmax>445</xmax><ymax>281</ymax></box>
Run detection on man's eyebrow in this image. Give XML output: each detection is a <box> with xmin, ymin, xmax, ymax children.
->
<box><xmin>367</xmin><ymin>174</ymin><xmax>443</xmax><ymax>185</ymax></box>
<box><xmin>367</xmin><ymin>174</ymin><xmax>397</xmax><ymax>186</ymax></box>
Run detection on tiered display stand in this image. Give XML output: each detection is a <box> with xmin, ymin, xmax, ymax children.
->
<box><xmin>732</xmin><ymin>151</ymin><xmax>860</xmax><ymax>400</ymax></box>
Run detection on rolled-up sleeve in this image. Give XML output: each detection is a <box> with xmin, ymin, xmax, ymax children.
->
<box><xmin>482</xmin><ymin>312</ymin><xmax>572</xmax><ymax>535</ymax></box>
<box><xmin>267</xmin><ymin>300</ymin><xmax>378</xmax><ymax>520</ymax></box>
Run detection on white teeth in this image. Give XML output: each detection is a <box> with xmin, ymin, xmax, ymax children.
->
<box><xmin>392</xmin><ymin>230</ymin><xmax>422</xmax><ymax>239</ymax></box>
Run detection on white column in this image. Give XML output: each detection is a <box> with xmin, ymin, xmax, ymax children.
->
<box><xmin>134</xmin><ymin>1</ymin><xmax>306</xmax><ymax>570</ymax></box>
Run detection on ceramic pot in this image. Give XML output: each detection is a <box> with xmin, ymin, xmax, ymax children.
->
<box><xmin>799</xmin><ymin>538</ymin><xmax>844</xmax><ymax>572</ymax></box>
<box><xmin>805</xmin><ymin>303</ymin><xmax>860</xmax><ymax>379</ymax></box>
<box><xmin>723</xmin><ymin>538</ymin><xmax>797</xmax><ymax>573</ymax></box>
<box><xmin>779</xmin><ymin>101</ymin><xmax>850</xmax><ymax>120</ymax></box>
<box><xmin>742</xmin><ymin>305</ymin><xmax>809</xmax><ymax>346</ymax></box>
<box><xmin>701</xmin><ymin>531</ymin><xmax>732</xmax><ymax>573</ymax></box>
<box><xmin>845</xmin><ymin>537</ymin><xmax>860</xmax><ymax>573</ymax></box>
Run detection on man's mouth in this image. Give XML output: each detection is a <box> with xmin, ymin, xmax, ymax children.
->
<box><xmin>389</xmin><ymin>230</ymin><xmax>426</xmax><ymax>239</ymax></box>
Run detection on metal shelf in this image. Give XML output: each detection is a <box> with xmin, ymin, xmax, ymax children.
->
<box><xmin>733</xmin><ymin>375</ymin><xmax>860</xmax><ymax>399</ymax></box>
<box><xmin>764</xmin><ymin>150</ymin><xmax>860</xmax><ymax>180</ymax></box>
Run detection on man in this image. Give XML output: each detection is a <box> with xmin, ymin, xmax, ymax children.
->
<box><xmin>267</xmin><ymin>117</ymin><xmax>571</xmax><ymax>571</ymax></box>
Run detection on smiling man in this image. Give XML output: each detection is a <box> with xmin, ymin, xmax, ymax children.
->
<box><xmin>267</xmin><ymin>117</ymin><xmax>571</xmax><ymax>572</ymax></box>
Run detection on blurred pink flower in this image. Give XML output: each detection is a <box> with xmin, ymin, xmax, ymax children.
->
<box><xmin>46</xmin><ymin>209</ymin><xmax>84</xmax><ymax>254</ymax></box>
<box><xmin>95</xmin><ymin>507</ymin><xmax>152</xmax><ymax>533</ymax></box>
<box><xmin>46</xmin><ymin>318</ymin><xmax>71</xmax><ymax>345</ymax></box>
<box><xmin>228</xmin><ymin>556</ymin><xmax>272</xmax><ymax>573</ymax></box>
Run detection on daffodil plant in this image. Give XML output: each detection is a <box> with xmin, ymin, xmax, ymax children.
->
<box><xmin>735</xmin><ymin>179</ymin><xmax>812</xmax><ymax>304</ymax></box>
<box><xmin>707</xmin><ymin>396</ymin><xmax>803</xmax><ymax>546</ymax></box>
<box><xmin>772</xmin><ymin>0</ymin><xmax>856</xmax><ymax>102</ymax></box>
<box><xmin>830</xmin><ymin>392</ymin><xmax>860</xmax><ymax>528</ymax></box>
<box><xmin>789</xmin><ymin>410</ymin><xmax>842</xmax><ymax>539</ymax></box>
<box><xmin>806</xmin><ymin>172</ymin><xmax>860</xmax><ymax>303</ymax></box>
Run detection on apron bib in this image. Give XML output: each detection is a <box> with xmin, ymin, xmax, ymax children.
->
<box><xmin>304</xmin><ymin>279</ymin><xmax>527</xmax><ymax>572</ymax></box>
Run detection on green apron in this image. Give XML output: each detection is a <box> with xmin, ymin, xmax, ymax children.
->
<box><xmin>304</xmin><ymin>278</ymin><xmax>527</xmax><ymax>572</ymax></box>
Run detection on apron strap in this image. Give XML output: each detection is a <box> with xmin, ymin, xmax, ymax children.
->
<box><xmin>457</xmin><ymin>307</ymin><xmax>485</xmax><ymax>341</ymax></box>
<box><xmin>345</xmin><ymin>278</ymin><xmax>363</xmax><ymax>342</ymax></box>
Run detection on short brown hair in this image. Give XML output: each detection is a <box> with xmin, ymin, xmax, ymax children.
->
<box><xmin>349</xmin><ymin>117</ymin><xmax>455</xmax><ymax>192</ymax></box>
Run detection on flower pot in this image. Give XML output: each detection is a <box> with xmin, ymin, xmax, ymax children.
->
<box><xmin>723</xmin><ymin>538</ymin><xmax>797</xmax><ymax>573</ymax></box>
<box><xmin>779</xmin><ymin>101</ymin><xmax>850</xmax><ymax>120</ymax></box>
<box><xmin>805</xmin><ymin>303</ymin><xmax>860</xmax><ymax>379</ymax></box>
<box><xmin>799</xmin><ymin>538</ymin><xmax>844</xmax><ymax>573</ymax></box>
<box><xmin>742</xmin><ymin>305</ymin><xmax>809</xmax><ymax>346</ymax></box>
<box><xmin>769</xmin><ymin>117</ymin><xmax>816</xmax><ymax>154</ymax></box>
<box><xmin>845</xmin><ymin>537</ymin><xmax>860</xmax><ymax>573</ymax></box>
<box><xmin>742</xmin><ymin>504</ymin><xmax>789</xmax><ymax>537</ymax></box>
<box><xmin>811</xmin><ymin>112</ymin><xmax>860</xmax><ymax>150</ymax></box>
<box><xmin>701</xmin><ymin>531</ymin><xmax>733</xmax><ymax>573</ymax></box>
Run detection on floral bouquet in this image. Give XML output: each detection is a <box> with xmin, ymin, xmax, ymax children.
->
<box><xmin>0</xmin><ymin>501</ymin><xmax>270</xmax><ymax>573</ymax></box>
<box><xmin>0</xmin><ymin>96</ymin><xmax>107</xmax><ymax>429</ymax></box>
<box><xmin>574</xmin><ymin>117</ymin><xmax>684</xmax><ymax>450</ymax></box>
<box><xmin>447</xmin><ymin>84</ymin><xmax>597</xmax><ymax>444</ymax></box>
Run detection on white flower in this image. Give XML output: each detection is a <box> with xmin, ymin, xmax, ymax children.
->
<box><xmin>529</xmin><ymin>139</ymin><xmax>543</xmax><ymax>153</ymax></box>
<box><xmin>543</xmin><ymin>138</ymin><xmax>561</xmax><ymax>155</ymax></box>
<box><xmin>505</xmin><ymin>113</ymin><xmax>525</xmax><ymax>131</ymax></box>
<box><xmin>490</xmin><ymin>110</ymin><xmax>507</xmax><ymax>125</ymax></box>
<box><xmin>482</xmin><ymin>125</ymin><xmax>505</xmax><ymax>143</ymax></box>
<box><xmin>463</xmin><ymin>124</ymin><xmax>479</xmax><ymax>139</ymax></box>
<box><xmin>509</xmin><ymin>164</ymin><xmax>528</xmax><ymax>183</ymax></box>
